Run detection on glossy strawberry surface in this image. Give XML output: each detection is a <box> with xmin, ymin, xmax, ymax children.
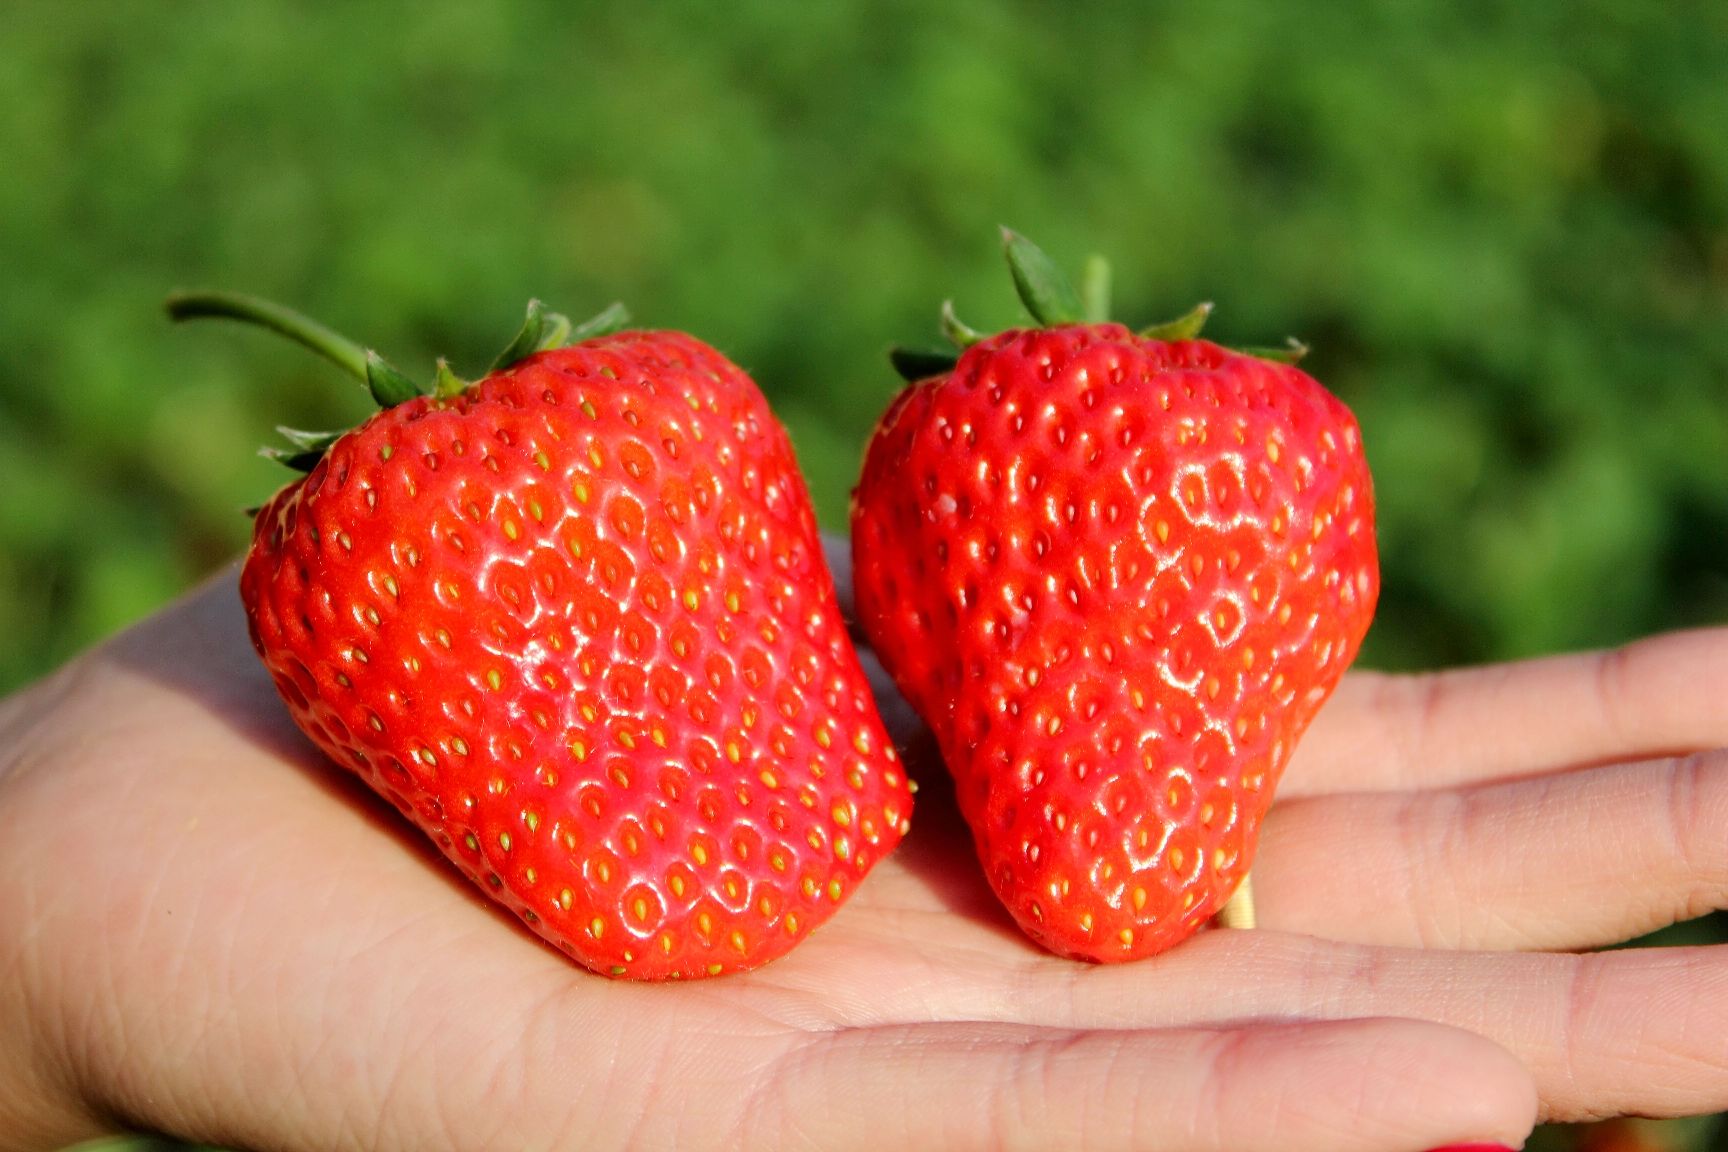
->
<box><xmin>242</xmin><ymin>330</ymin><xmax>912</xmax><ymax>979</ymax></box>
<box><xmin>852</xmin><ymin>323</ymin><xmax>1376</xmax><ymax>961</ymax></box>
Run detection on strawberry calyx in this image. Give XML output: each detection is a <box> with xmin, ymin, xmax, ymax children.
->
<box><xmin>1139</xmin><ymin>300</ymin><xmax>1214</xmax><ymax>342</ymax></box>
<box><xmin>165</xmin><ymin>290</ymin><xmax>630</xmax><ymax>471</ymax></box>
<box><xmin>888</xmin><ymin>228</ymin><xmax>1308</xmax><ymax>381</ymax></box>
<box><xmin>1002</xmin><ymin>226</ymin><xmax>1087</xmax><ymax>328</ymax></box>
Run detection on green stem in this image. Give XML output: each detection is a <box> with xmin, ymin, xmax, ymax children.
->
<box><xmin>167</xmin><ymin>289</ymin><xmax>423</xmax><ymax>407</ymax></box>
<box><xmin>1079</xmin><ymin>254</ymin><xmax>1112</xmax><ymax>324</ymax></box>
<box><xmin>165</xmin><ymin>290</ymin><xmax>371</xmax><ymax>384</ymax></box>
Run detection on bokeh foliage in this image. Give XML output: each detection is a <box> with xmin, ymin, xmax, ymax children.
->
<box><xmin>2</xmin><ymin>3</ymin><xmax>1726</xmax><ymax>1144</ymax></box>
<box><xmin>4</xmin><ymin>1</ymin><xmax>1727</xmax><ymax>690</ymax></box>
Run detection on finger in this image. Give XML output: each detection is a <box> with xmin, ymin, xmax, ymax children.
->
<box><xmin>763</xmin><ymin>1016</ymin><xmax>1534</xmax><ymax>1152</ymax></box>
<box><xmin>1284</xmin><ymin>627</ymin><xmax>1728</xmax><ymax>798</ymax></box>
<box><xmin>1039</xmin><ymin>933</ymin><xmax>1728</xmax><ymax>1123</ymax></box>
<box><xmin>1254</xmin><ymin>749</ymin><xmax>1728</xmax><ymax>951</ymax></box>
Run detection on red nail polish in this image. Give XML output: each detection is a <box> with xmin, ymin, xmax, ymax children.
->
<box><xmin>1423</xmin><ymin>1145</ymin><xmax>1518</xmax><ymax>1152</ymax></box>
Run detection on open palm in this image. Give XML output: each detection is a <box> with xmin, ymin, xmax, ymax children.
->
<box><xmin>2</xmin><ymin>545</ymin><xmax>1724</xmax><ymax>1152</ymax></box>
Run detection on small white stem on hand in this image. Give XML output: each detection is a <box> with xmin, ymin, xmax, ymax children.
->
<box><xmin>1218</xmin><ymin>872</ymin><xmax>1257</xmax><ymax>930</ymax></box>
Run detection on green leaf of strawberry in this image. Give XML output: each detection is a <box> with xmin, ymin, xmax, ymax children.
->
<box><xmin>851</xmin><ymin>232</ymin><xmax>1377</xmax><ymax>962</ymax></box>
<box><xmin>1001</xmin><ymin>226</ymin><xmax>1085</xmax><ymax>326</ymax></box>
<box><xmin>172</xmin><ymin>293</ymin><xmax>914</xmax><ymax>979</ymax></box>
<box><xmin>487</xmin><ymin>298</ymin><xmax>578</xmax><ymax>373</ymax></box>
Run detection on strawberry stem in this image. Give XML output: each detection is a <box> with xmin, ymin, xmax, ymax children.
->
<box><xmin>166</xmin><ymin>289</ymin><xmax>423</xmax><ymax>408</ymax></box>
<box><xmin>167</xmin><ymin>290</ymin><xmax>368</xmax><ymax>379</ymax></box>
<box><xmin>1217</xmin><ymin>872</ymin><xmax>1257</xmax><ymax>930</ymax></box>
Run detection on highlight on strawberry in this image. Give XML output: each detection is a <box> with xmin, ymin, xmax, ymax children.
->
<box><xmin>850</xmin><ymin>230</ymin><xmax>1378</xmax><ymax>962</ymax></box>
<box><xmin>169</xmin><ymin>291</ymin><xmax>914</xmax><ymax>980</ymax></box>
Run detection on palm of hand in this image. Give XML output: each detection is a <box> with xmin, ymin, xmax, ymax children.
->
<box><xmin>2</xmin><ymin>558</ymin><xmax>1725</xmax><ymax>1152</ymax></box>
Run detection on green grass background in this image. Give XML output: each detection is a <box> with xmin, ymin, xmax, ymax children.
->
<box><xmin>3</xmin><ymin>2</ymin><xmax>1726</xmax><ymax>1148</ymax></box>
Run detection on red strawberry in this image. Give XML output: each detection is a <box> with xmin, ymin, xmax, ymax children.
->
<box><xmin>171</xmin><ymin>292</ymin><xmax>912</xmax><ymax>979</ymax></box>
<box><xmin>850</xmin><ymin>232</ymin><xmax>1376</xmax><ymax>961</ymax></box>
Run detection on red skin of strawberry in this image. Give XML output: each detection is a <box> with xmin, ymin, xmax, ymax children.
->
<box><xmin>851</xmin><ymin>324</ymin><xmax>1376</xmax><ymax>961</ymax></box>
<box><xmin>242</xmin><ymin>330</ymin><xmax>912</xmax><ymax>980</ymax></box>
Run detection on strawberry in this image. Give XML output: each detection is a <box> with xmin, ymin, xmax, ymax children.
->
<box><xmin>170</xmin><ymin>292</ymin><xmax>912</xmax><ymax>980</ymax></box>
<box><xmin>850</xmin><ymin>232</ymin><xmax>1376</xmax><ymax>961</ymax></box>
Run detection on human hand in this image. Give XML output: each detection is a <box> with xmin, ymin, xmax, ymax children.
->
<box><xmin>1</xmin><ymin>540</ymin><xmax>1723</xmax><ymax>1151</ymax></box>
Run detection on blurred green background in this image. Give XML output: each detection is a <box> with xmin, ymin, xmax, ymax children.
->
<box><xmin>4</xmin><ymin>1</ymin><xmax>1728</xmax><ymax>684</ymax></box>
<box><xmin>2</xmin><ymin>1</ymin><xmax>1725</xmax><ymax>1148</ymax></box>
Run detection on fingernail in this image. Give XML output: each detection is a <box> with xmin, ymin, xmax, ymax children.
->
<box><xmin>1423</xmin><ymin>1145</ymin><xmax>1519</xmax><ymax>1152</ymax></box>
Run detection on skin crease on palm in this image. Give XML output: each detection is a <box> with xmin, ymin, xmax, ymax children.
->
<box><xmin>0</xmin><ymin>536</ymin><xmax>1725</xmax><ymax>1152</ymax></box>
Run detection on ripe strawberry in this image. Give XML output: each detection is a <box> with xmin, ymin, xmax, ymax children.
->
<box><xmin>850</xmin><ymin>232</ymin><xmax>1376</xmax><ymax>961</ymax></box>
<box><xmin>170</xmin><ymin>292</ymin><xmax>912</xmax><ymax>980</ymax></box>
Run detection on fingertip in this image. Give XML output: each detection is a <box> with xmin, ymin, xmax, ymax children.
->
<box><xmin>1299</xmin><ymin>1016</ymin><xmax>1537</xmax><ymax>1152</ymax></box>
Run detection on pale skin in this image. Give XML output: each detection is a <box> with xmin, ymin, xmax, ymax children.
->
<box><xmin>1</xmin><ymin>538</ymin><xmax>1725</xmax><ymax>1151</ymax></box>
